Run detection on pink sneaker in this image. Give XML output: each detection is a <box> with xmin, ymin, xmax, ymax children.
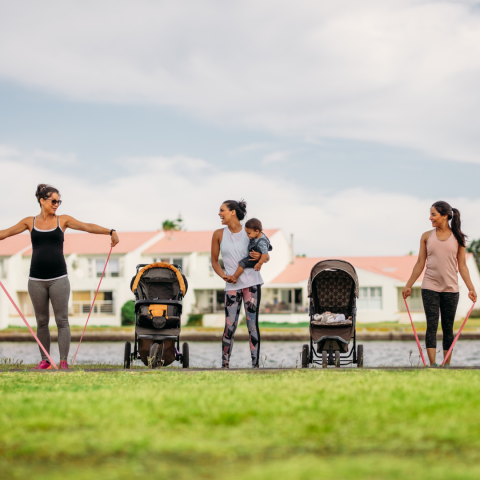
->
<box><xmin>60</xmin><ymin>361</ymin><xmax>69</xmax><ymax>370</ymax></box>
<box><xmin>34</xmin><ymin>360</ymin><xmax>52</xmax><ymax>370</ymax></box>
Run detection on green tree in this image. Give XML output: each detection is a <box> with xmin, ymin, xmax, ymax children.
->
<box><xmin>466</xmin><ymin>239</ymin><xmax>480</xmax><ymax>269</ymax></box>
<box><xmin>121</xmin><ymin>300</ymin><xmax>135</xmax><ymax>326</ymax></box>
<box><xmin>162</xmin><ymin>214</ymin><xmax>184</xmax><ymax>231</ymax></box>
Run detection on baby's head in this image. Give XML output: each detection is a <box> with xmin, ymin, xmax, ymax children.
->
<box><xmin>245</xmin><ymin>218</ymin><xmax>263</xmax><ymax>239</ymax></box>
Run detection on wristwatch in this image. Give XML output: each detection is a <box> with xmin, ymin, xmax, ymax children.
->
<box><xmin>110</xmin><ymin>229</ymin><xmax>116</xmax><ymax>236</ymax></box>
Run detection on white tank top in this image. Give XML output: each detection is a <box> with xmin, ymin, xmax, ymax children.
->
<box><xmin>221</xmin><ymin>226</ymin><xmax>263</xmax><ymax>291</ymax></box>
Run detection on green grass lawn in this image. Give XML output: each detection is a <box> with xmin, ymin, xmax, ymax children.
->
<box><xmin>2</xmin><ymin>370</ymin><xmax>480</xmax><ymax>480</ymax></box>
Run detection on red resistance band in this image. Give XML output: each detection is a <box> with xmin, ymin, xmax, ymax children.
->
<box><xmin>404</xmin><ymin>297</ymin><xmax>427</xmax><ymax>367</ymax></box>
<box><xmin>0</xmin><ymin>280</ymin><xmax>58</xmax><ymax>369</ymax></box>
<box><xmin>71</xmin><ymin>246</ymin><xmax>113</xmax><ymax>366</ymax></box>
<box><xmin>441</xmin><ymin>301</ymin><xmax>476</xmax><ymax>367</ymax></box>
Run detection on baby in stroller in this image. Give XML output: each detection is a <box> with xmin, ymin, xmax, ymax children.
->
<box><xmin>231</xmin><ymin>218</ymin><xmax>272</xmax><ymax>283</ymax></box>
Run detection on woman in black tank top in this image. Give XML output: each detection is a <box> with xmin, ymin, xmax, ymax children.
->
<box><xmin>0</xmin><ymin>184</ymin><xmax>120</xmax><ymax>370</ymax></box>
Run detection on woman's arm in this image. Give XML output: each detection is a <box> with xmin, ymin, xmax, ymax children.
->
<box><xmin>458</xmin><ymin>246</ymin><xmax>477</xmax><ymax>302</ymax></box>
<box><xmin>211</xmin><ymin>229</ymin><xmax>229</xmax><ymax>281</ymax></box>
<box><xmin>402</xmin><ymin>232</ymin><xmax>429</xmax><ymax>298</ymax></box>
<box><xmin>0</xmin><ymin>218</ymin><xmax>32</xmax><ymax>241</ymax></box>
<box><xmin>62</xmin><ymin>215</ymin><xmax>119</xmax><ymax>247</ymax></box>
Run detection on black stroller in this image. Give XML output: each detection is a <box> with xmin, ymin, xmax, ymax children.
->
<box><xmin>124</xmin><ymin>262</ymin><xmax>189</xmax><ymax>369</ymax></box>
<box><xmin>302</xmin><ymin>259</ymin><xmax>364</xmax><ymax>368</ymax></box>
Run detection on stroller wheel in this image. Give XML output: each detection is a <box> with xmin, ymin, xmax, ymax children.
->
<box><xmin>322</xmin><ymin>350</ymin><xmax>328</xmax><ymax>368</ymax></box>
<box><xmin>301</xmin><ymin>344</ymin><xmax>309</xmax><ymax>368</ymax></box>
<box><xmin>182</xmin><ymin>342</ymin><xmax>190</xmax><ymax>368</ymax></box>
<box><xmin>124</xmin><ymin>341</ymin><xmax>131</xmax><ymax>369</ymax></box>
<box><xmin>357</xmin><ymin>344</ymin><xmax>364</xmax><ymax>368</ymax></box>
<box><xmin>335</xmin><ymin>350</ymin><xmax>340</xmax><ymax>368</ymax></box>
<box><xmin>149</xmin><ymin>343</ymin><xmax>160</xmax><ymax>369</ymax></box>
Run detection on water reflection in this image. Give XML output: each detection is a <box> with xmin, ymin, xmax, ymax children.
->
<box><xmin>1</xmin><ymin>340</ymin><xmax>480</xmax><ymax>368</ymax></box>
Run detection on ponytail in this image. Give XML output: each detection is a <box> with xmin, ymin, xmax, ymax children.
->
<box><xmin>451</xmin><ymin>207</ymin><xmax>466</xmax><ymax>248</ymax></box>
<box><xmin>432</xmin><ymin>201</ymin><xmax>467</xmax><ymax>247</ymax></box>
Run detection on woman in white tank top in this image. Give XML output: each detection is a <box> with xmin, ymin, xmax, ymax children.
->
<box><xmin>211</xmin><ymin>199</ymin><xmax>269</xmax><ymax>368</ymax></box>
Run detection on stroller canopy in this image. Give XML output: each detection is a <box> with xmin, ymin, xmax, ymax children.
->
<box><xmin>131</xmin><ymin>263</ymin><xmax>187</xmax><ymax>300</ymax></box>
<box><xmin>307</xmin><ymin>259</ymin><xmax>359</xmax><ymax>299</ymax></box>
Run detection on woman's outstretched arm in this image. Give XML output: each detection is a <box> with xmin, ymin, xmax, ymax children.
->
<box><xmin>402</xmin><ymin>232</ymin><xmax>429</xmax><ymax>298</ymax></box>
<box><xmin>62</xmin><ymin>216</ymin><xmax>119</xmax><ymax>247</ymax></box>
<box><xmin>0</xmin><ymin>218</ymin><xmax>32</xmax><ymax>241</ymax></box>
<box><xmin>457</xmin><ymin>247</ymin><xmax>477</xmax><ymax>302</ymax></box>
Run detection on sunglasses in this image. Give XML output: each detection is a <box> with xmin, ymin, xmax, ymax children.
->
<box><xmin>49</xmin><ymin>199</ymin><xmax>62</xmax><ymax>206</ymax></box>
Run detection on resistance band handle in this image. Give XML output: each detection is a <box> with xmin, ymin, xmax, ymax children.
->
<box><xmin>0</xmin><ymin>280</ymin><xmax>58</xmax><ymax>369</ymax></box>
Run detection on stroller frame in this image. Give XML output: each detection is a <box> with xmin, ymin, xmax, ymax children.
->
<box><xmin>308</xmin><ymin>289</ymin><xmax>358</xmax><ymax>367</ymax></box>
<box><xmin>303</xmin><ymin>259</ymin><xmax>364</xmax><ymax>368</ymax></box>
<box><xmin>124</xmin><ymin>263</ymin><xmax>189</xmax><ymax>369</ymax></box>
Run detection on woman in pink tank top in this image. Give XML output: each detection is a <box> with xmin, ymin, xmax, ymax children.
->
<box><xmin>403</xmin><ymin>201</ymin><xmax>476</xmax><ymax>367</ymax></box>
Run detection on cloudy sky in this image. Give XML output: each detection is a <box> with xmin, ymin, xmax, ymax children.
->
<box><xmin>1</xmin><ymin>0</ymin><xmax>480</xmax><ymax>256</ymax></box>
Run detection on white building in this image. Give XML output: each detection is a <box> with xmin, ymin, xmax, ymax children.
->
<box><xmin>1</xmin><ymin>229</ymin><xmax>479</xmax><ymax>329</ymax></box>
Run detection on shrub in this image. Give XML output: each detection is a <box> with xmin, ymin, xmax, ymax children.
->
<box><xmin>121</xmin><ymin>300</ymin><xmax>135</xmax><ymax>326</ymax></box>
<box><xmin>469</xmin><ymin>308</ymin><xmax>480</xmax><ymax>319</ymax></box>
<box><xmin>187</xmin><ymin>314</ymin><xmax>203</xmax><ymax>326</ymax></box>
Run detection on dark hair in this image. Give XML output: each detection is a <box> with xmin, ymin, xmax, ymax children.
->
<box><xmin>245</xmin><ymin>218</ymin><xmax>262</xmax><ymax>231</ymax></box>
<box><xmin>432</xmin><ymin>200</ymin><xmax>466</xmax><ymax>247</ymax></box>
<box><xmin>223</xmin><ymin>199</ymin><xmax>247</xmax><ymax>221</ymax></box>
<box><xmin>35</xmin><ymin>184</ymin><xmax>60</xmax><ymax>205</ymax></box>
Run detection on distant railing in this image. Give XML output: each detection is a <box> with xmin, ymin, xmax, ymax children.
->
<box><xmin>260</xmin><ymin>303</ymin><xmax>308</xmax><ymax>314</ymax></box>
<box><xmin>72</xmin><ymin>301</ymin><xmax>115</xmax><ymax>315</ymax></box>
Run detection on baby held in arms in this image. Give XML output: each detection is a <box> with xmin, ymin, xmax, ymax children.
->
<box><xmin>231</xmin><ymin>218</ymin><xmax>272</xmax><ymax>284</ymax></box>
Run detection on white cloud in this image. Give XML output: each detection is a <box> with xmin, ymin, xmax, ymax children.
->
<box><xmin>261</xmin><ymin>151</ymin><xmax>290</xmax><ymax>165</ymax></box>
<box><xmin>1</xmin><ymin>1</ymin><xmax>480</xmax><ymax>163</ymax></box>
<box><xmin>1</xmin><ymin>144</ymin><xmax>479</xmax><ymax>257</ymax></box>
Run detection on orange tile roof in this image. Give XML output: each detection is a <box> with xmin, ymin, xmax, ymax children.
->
<box><xmin>22</xmin><ymin>231</ymin><xmax>159</xmax><ymax>256</ymax></box>
<box><xmin>271</xmin><ymin>254</ymin><xmax>475</xmax><ymax>284</ymax></box>
<box><xmin>0</xmin><ymin>234</ymin><xmax>32</xmax><ymax>256</ymax></box>
<box><xmin>145</xmin><ymin>229</ymin><xmax>279</xmax><ymax>254</ymax></box>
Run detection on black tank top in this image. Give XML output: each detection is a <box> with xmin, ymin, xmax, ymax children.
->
<box><xmin>29</xmin><ymin>216</ymin><xmax>68</xmax><ymax>280</ymax></box>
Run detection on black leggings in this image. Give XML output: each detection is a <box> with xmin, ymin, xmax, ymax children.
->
<box><xmin>421</xmin><ymin>289</ymin><xmax>459</xmax><ymax>350</ymax></box>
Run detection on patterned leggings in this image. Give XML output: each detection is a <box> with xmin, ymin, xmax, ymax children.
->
<box><xmin>421</xmin><ymin>289</ymin><xmax>459</xmax><ymax>350</ymax></box>
<box><xmin>222</xmin><ymin>285</ymin><xmax>261</xmax><ymax>367</ymax></box>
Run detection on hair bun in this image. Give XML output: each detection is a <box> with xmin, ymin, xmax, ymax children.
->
<box><xmin>35</xmin><ymin>184</ymin><xmax>60</xmax><ymax>205</ymax></box>
<box><xmin>238</xmin><ymin>199</ymin><xmax>247</xmax><ymax>213</ymax></box>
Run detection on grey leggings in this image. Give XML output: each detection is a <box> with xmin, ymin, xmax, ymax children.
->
<box><xmin>28</xmin><ymin>277</ymin><xmax>71</xmax><ymax>362</ymax></box>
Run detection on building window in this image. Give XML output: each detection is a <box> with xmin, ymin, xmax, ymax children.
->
<box><xmin>109</xmin><ymin>259</ymin><xmax>120</xmax><ymax>277</ymax></box>
<box><xmin>172</xmin><ymin>258</ymin><xmax>183</xmax><ymax>271</ymax></box>
<box><xmin>154</xmin><ymin>257</ymin><xmax>185</xmax><ymax>273</ymax></box>
<box><xmin>358</xmin><ymin>287</ymin><xmax>383</xmax><ymax>310</ymax></box>
<box><xmin>399</xmin><ymin>287</ymin><xmax>423</xmax><ymax>312</ymax></box>
<box><xmin>16</xmin><ymin>292</ymin><xmax>35</xmax><ymax>316</ymax></box>
<box><xmin>261</xmin><ymin>288</ymin><xmax>306</xmax><ymax>314</ymax></box>
<box><xmin>72</xmin><ymin>291</ymin><xmax>115</xmax><ymax>315</ymax></box>
<box><xmin>92</xmin><ymin>258</ymin><xmax>121</xmax><ymax>278</ymax></box>
<box><xmin>193</xmin><ymin>289</ymin><xmax>225</xmax><ymax>313</ymax></box>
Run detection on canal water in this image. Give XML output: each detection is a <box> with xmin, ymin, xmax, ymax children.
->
<box><xmin>2</xmin><ymin>340</ymin><xmax>480</xmax><ymax>367</ymax></box>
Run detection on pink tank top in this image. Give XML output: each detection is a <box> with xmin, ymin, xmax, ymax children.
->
<box><xmin>422</xmin><ymin>229</ymin><xmax>459</xmax><ymax>293</ymax></box>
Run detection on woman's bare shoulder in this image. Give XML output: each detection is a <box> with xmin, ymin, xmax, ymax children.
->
<box><xmin>421</xmin><ymin>230</ymin><xmax>432</xmax><ymax>241</ymax></box>
<box><xmin>212</xmin><ymin>228</ymin><xmax>224</xmax><ymax>239</ymax></box>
